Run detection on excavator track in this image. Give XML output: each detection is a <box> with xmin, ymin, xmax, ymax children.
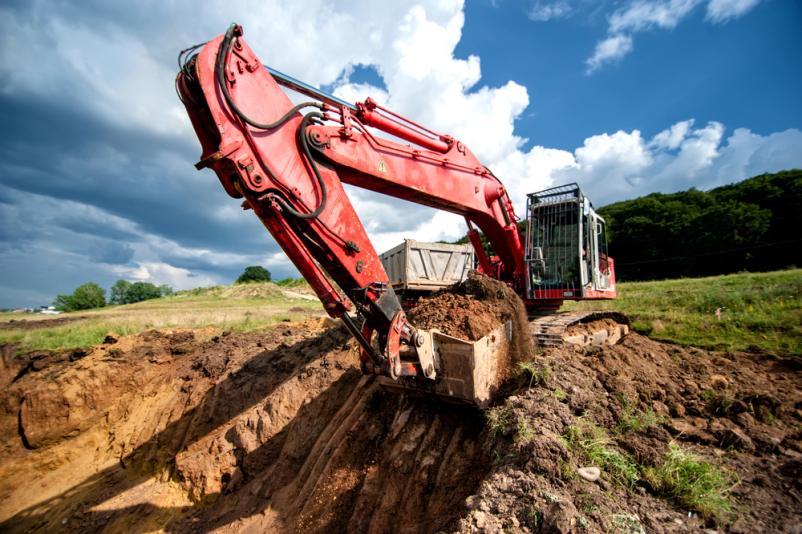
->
<box><xmin>530</xmin><ymin>311</ymin><xmax>630</xmax><ymax>349</ymax></box>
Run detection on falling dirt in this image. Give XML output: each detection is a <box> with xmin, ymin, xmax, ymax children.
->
<box><xmin>0</xmin><ymin>307</ymin><xmax>800</xmax><ymax>532</ymax></box>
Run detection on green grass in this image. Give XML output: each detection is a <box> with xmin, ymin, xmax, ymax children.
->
<box><xmin>643</xmin><ymin>443</ymin><xmax>734</xmax><ymax>522</ymax></box>
<box><xmin>563</xmin><ymin>268</ymin><xmax>802</xmax><ymax>356</ymax></box>
<box><xmin>0</xmin><ymin>282</ymin><xmax>323</xmax><ymax>353</ymax></box>
<box><xmin>515</xmin><ymin>416</ymin><xmax>536</xmax><ymax>445</ymax></box>
<box><xmin>616</xmin><ymin>407</ymin><xmax>664</xmax><ymax>434</ymax></box>
<box><xmin>485</xmin><ymin>405</ymin><xmax>512</xmax><ymax>443</ymax></box>
<box><xmin>564</xmin><ymin>420</ymin><xmax>640</xmax><ymax>488</ymax></box>
<box><xmin>517</xmin><ymin>360</ymin><xmax>551</xmax><ymax>390</ymax></box>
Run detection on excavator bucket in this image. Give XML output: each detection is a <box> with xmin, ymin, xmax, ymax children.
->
<box><xmin>379</xmin><ymin>321</ymin><xmax>512</xmax><ymax>408</ymax></box>
<box><xmin>380</xmin><ymin>311</ymin><xmax>631</xmax><ymax>407</ymax></box>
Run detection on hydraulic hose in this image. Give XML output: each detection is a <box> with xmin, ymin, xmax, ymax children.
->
<box><xmin>215</xmin><ymin>23</ymin><xmax>327</xmax><ymax>219</ymax></box>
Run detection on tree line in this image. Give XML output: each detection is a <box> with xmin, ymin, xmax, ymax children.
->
<box><xmin>52</xmin><ymin>266</ymin><xmax>276</xmax><ymax>312</ymax></box>
<box><xmin>453</xmin><ymin>169</ymin><xmax>801</xmax><ymax>282</ymax></box>
<box><xmin>54</xmin><ymin>281</ymin><xmax>174</xmax><ymax>312</ymax></box>
<box><xmin>599</xmin><ymin>169</ymin><xmax>801</xmax><ymax>280</ymax></box>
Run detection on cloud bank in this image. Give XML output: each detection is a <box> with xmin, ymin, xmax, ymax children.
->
<box><xmin>0</xmin><ymin>0</ymin><xmax>799</xmax><ymax>307</ymax></box>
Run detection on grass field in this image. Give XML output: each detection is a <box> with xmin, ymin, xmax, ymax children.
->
<box><xmin>564</xmin><ymin>268</ymin><xmax>802</xmax><ymax>356</ymax></box>
<box><xmin>0</xmin><ymin>283</ymin><xmax>323</xmax><ymax>353</ymax></box>
<box><xmin>2</xmin><ymin>269</ymin><xmax>800</xmax><ymax>356</ymax></box>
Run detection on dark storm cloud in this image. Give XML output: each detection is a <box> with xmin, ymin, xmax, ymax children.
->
<box><xmin>88</xmin><ymin>242</ymin><xmax>135</xmax><ymax>265</ymax></box>
<box><xmin>0</xmin><ymin>94</ymin><xmax>264</xmax><ymax>250</ymax></box>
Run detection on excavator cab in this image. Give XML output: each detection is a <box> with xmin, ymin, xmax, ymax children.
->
<box><xmin>524</xmin><ymin>184</ymin><xmax>616</xmax><ymax>301</ymax></box>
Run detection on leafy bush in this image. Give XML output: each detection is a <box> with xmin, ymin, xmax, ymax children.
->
<box><xmin>110</xmin><ymin>280</ymin><xmax>172</xmax><ymax>305</ymax></box>
<box><xmin>54</xmin><ymin>283</ymin><xmax>106</xmax><ymax>311</ymax></box>
<box><xmin>236</xmin><ymin>266</ymin><xmax>272</xmax><ymax>284</ymax></box>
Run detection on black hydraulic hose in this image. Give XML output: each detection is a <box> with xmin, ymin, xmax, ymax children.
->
<box><xmin>215</xmin><ymin>23</ymin><xmax>327</xmax><ymax>219</ymax></box>
<box><xmin>264</xmin><ymin>111</ymin><xmax>327</xmax><ymax>219</ymax></box>
<box><xmin>215</xmin><ymin>24</ymin><xmax>322</xmax><ymax>130</ymax></box>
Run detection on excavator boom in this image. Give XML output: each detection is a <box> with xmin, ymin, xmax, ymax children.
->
<box><xmin>176</xmin><ymin>24</ymin><xmax>618</xmax><ymax>405</ymax></box>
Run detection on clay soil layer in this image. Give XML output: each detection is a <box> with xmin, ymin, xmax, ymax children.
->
<box><xmin>0</xmin><ymin>309</ymin><xmax>801</xmax><ymax>532</ymax></box>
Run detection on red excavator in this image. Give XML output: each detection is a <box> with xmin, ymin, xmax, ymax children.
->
<box><xmin>176</xmin><ymin>24</ymin><xmax>626</xmax><ymax>406</ymax></box>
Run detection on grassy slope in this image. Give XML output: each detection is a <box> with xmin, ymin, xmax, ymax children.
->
<box><xmin>0</xmin><ymin>282</ymin><xmax>323</xmax><ymax>353</ymax></box>
<box><xmin>3</xmin><ymin>270</ymin><xmax>800</xmax><ymax>356</ymax></box>
<box><xmin>564</xmin><ymin>268</ymin><xmax>802</xmax><ymax>356</ymax></box>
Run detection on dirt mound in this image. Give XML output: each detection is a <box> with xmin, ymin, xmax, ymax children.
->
<box><xmin>409</xmin><ymin>271</ymin><xmax>534</xmax><ymax>365</ymax></box>
<box><xmin>0</xmin><ymin>319</ymin><xmax>489</xmax><ymax>533</ymax></box>
<box><xmin>460</xmin><ymin>334</ymin><xmax>802</xmax><ymax>533</ymax></box>
<box><xmin>0</xmin><ymin>312</ymin><xmax>800</xmax><ymax>533</ymax></box>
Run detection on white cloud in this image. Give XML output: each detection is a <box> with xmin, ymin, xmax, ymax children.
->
<box><xmin>609</xmin><ymin>0</ymin><xmax>700</xmax><ymax>33</ymax></box>
<box><xmin>587</xmin><ymin>0</ymin><xmax>761</xmax><ymax>72</ymax></box>
<box><xmin>528</xmin><ymin>1</ymin><xmax>573</xmax><ymax>21</ymax></box>
<box><xmin>706</xmin><ymin>0</ymin><xmax>761</xmax><ymax>23</ymax></box>
<box><xmin>529</xmin><ymin>120</ymin><xmax>802</xmax><ymax>205</ymax></box>
<box><xmin>118</xmin><ymin>262</ymin><xmax>218</xmax><ymax>289</ymax></box>
<box><xmin>650</xmin><ymin>119</ymin><xmax>695</xmax><ymax>150</ymax></box>
<box><xmin>586</xmin><ymin>34</ymin><xmax>634</xmax><ymax>73</ymax></box>
<box><xmin>332</xmin><ymin>83</ymin><xmax>389</xmax><ymax>107</ymax></box>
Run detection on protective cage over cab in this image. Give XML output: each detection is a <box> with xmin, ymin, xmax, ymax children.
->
<box><xmin>524</xmin><ymin>183</ymin><xmax>617</xmax><ymax>303</ymax></box>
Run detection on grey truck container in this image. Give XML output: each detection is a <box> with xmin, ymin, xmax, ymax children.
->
<box><xmin>379</xmin><ymin>239</ymin><xmax>475</xmax><ymax>291</ymax></box>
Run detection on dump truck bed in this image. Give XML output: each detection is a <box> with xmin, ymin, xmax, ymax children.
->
<box><xmin>380</xmin><ymin>239</ymin><xmax>474</xmax><ymax>291</ymax></box>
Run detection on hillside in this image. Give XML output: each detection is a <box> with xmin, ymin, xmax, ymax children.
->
<box><xmin>600</xmin><ymin>169</ymin><xmax>802</xmax><ymax>280</ymax></box>
<box><xmin>565</xmin><ymin>268</ymin><xmax>802</xmax><ymax>357</ymax></box>
<box><xmin>0</xmin><ymin>282</ymin><xmax>322</xmax><ymax>354</ymax></box>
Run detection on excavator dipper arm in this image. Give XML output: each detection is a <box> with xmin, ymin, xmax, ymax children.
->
<box><xmin>176</xmin><ymin>25</ymin><xmax>524</xmax><ymax>382</ymax></box>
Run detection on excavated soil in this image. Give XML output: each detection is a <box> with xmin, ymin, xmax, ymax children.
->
<box><xmin>408</xmin><ymin>272</ymin><xmax>535</xmax><ymax>385</ymax></box>
<box><xmin>0</xmin><ymin>299</ymin><xmax>800</xmax><ymax>532</ymax></box>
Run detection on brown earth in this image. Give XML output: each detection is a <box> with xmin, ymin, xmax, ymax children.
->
<box><xmin>408</xmin><ymin>272</ymin><xmax>535</xmax><ymax>385</ymax></box>
<box><xmin>0</xmin><ymin>315</ymin><xmax>87</xmax><ymax>330</ymax></box>
<box><xmin>0</xmin><ymin>293</ymin><xmax>800</xmax><ymax>532</ymax></box>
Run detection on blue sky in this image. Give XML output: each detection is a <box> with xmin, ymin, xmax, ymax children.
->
<box><xmin>459</xmin><ymin>0</ymin><xmax>802</xmax><ymax>150</ymax></box>
<box><xmin>1</xmin><ymin>0</ymin><xmax>801</xmax><ymax>307</ymax></box>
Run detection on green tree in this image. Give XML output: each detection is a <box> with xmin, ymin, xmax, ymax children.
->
<box><xmin>110</xmin><ymin>280</ymin><xmax>131</xmax><ymax>305</ymax></box>
<box><xmin>158</xmin><ymin>284</ymin><xmax>174</xmax><ymax>297</ymax></box>
<box><xmin>54</xmin><ymin>282</ymin><xmax>106</xmax><ymax>311</ymax></box>
<box><xmin>236</xmin><ymin>265</ymin><xmax>272</xmax><ymax>284</ymax></box>
<box><xmin>109</xmin><ymin>279</ymin><xmax>173</xmax><ymax>305</ymax></box>
<box><xmin>125</xmin><ymin>281</ymin><xmax>164</xmax><ymax>303</ymax></box>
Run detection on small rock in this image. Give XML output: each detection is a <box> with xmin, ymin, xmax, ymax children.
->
<box><xmin>753</xmin><ymin>426</ymin><xmax>786</xmax><ymax>453</ymax></box>
<box><xmin>735</xmin><ymin>411</ymin><xmax>756</xmax><ymax>429</ymax></box>
<box><xmin>543</xmin><ymin>500</ymin><xmax>577</xmax><ymax>534</ymax></box>
<box><xmin>670</xmin><ymin>402</ymin><xmax>686</xmax><ymax>417</ymax></box>
<box><xmin>709</xmin><ymin>374</ymin><xmax>728</xmax><ymax>390</ymax></box>
<box><xmin>69</xmin><ymin>349</ymin><xmax>88</xmax><ymax>362</ymax></box>
<box><xmin>473</xmin><ymin>510</ymin><xmax>488</xmax><ymax>529</ymax></box>
<box><xmin>577</xmin><ymin>466</ymin><xmax>600</xmax><ymax>482</ymax></box>
<box><xmin>652</xmin><ymin>400</ymin><xmax>670</xmax><ymax>418</ymax></box>
<box><xmin>718</xmin><ymin>427</ymin><xmax>755</xmax><ymax>453</ymax></box>
<box><xmin>103</xmin><ymin>333</ymin><xmax>118</xmax><ymax>344</ymax></box>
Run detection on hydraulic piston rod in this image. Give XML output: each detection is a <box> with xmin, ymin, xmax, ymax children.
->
<box><xmin>265</xmin><ymin>65</ymin><xmax>358</xmax><ymax>112</ymax></box>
